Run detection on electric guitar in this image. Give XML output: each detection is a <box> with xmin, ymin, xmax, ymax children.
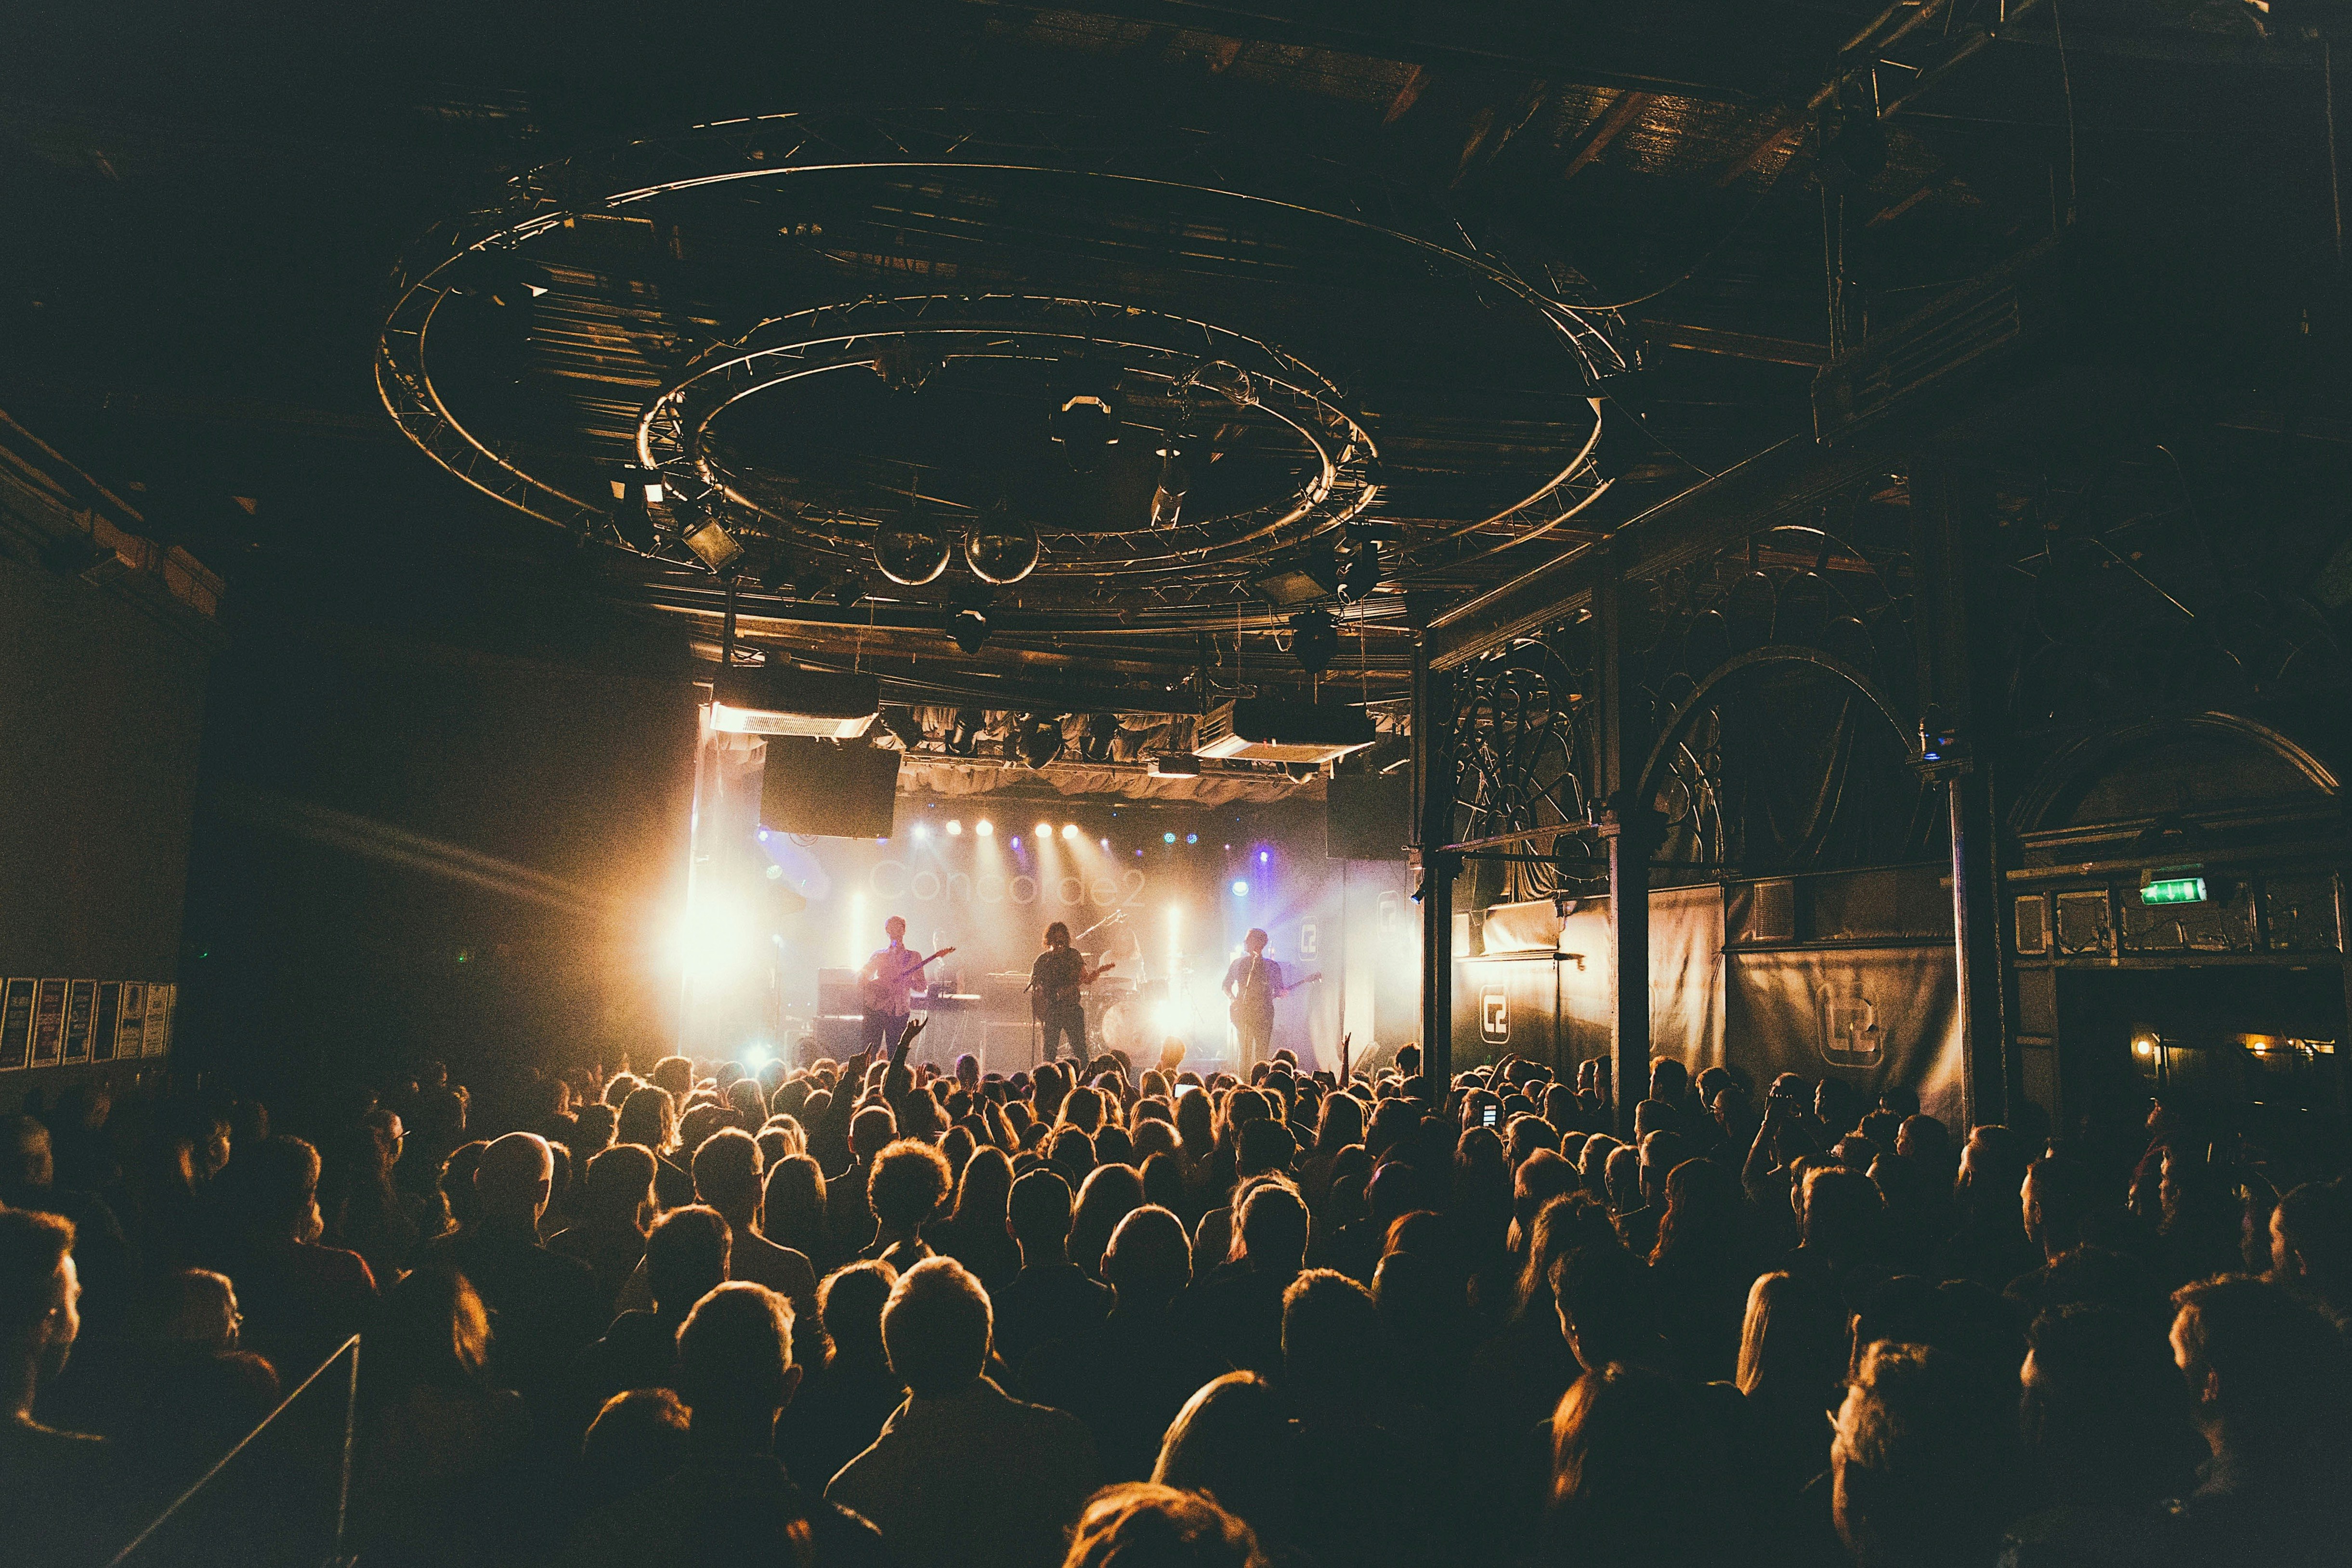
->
<box><xmin>859</xmin><ymin>946</ymin><xmax>957</xmax><ymax>1012</ymax></box>
<box><xmin>1032</xmin><ymin>959</ymin><xmax>1115</xmax><ymax>1019</ymax></box>
<box><xmin>1228</xmin><ymin>966</ymin><xmax>1322</xmax><ymax>1024</ymax></box>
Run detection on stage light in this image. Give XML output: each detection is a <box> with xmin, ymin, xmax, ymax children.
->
<box><xmin>712</xmin><ymin>666</ymin><xmax>879</xmax><ymax>739</ymax></box>
<box><xmin>1150</xmin><ymin>444</ymin><xmax>1190</xmax><ymax>528</ymax></box>
<box><xmin>1080</xmin><ymin>712</ymin><xmax>1122</xmax><ymax>764</ymax></box>
<box><xmin>757</xmin><ymin>829</ymin><xmax>769</xmax><ymax>841</ymax></box>
<box><xmin>1048</xmin><ymin>380</ymin><xmax>1119</xmax><ymax>471</ymax></box>
<box><xmin>1340</xmin><ymin>537</ymin><xmax>1382</xmax><ymax>602</ymax></box>
<box><xmin>1012</xmin><ymin>835</ymin><xmax>1023</xmax><ymax>848</ymax></box>
<box><xmin>1061</xmin><ymin>823</ymin><xmax>1081</xmax><ymax>841</ymax></box>
<box><xmin>1017</xmin><ymin>715</ymin><xmax>1066</xmax><ymax>769</ymax></box>
<box><xmin>913</xmin><ymin>824</ymin><xmax>929</xmax><ymax>840</ymax></box>
<box><xmin>946</xmin><ymin>820</ymin><xmax>964</xmax><ymax>836</ymax></box>
<box><xmin>1036</xmin><ymin>821</ymin><xmax>1055</xmax><ymax>839</ymax></box>
<box><xmin>1290</xmin><ymin>608</ymin><xmax>1339</xmax><ymax>674</ymax></box>
<box><xmin>1099</xmin><ymin>836</ymin><xmax>1110</xmax><ymax>849</ymax></box>
<box><xmin>742</xmin><ymin>1044</ymin><xmax>772</xmax><ymax>1071</ymax></box>
<box><xmin>1186</xmin><ymin>833</ymin><xmax>1198</xmax><ymax>845</ymax></box>
<box><xmin>1232</xmin><ymin>879</ymin><xmax>1250</xmax><ymax>897</ymax></box>
<box><xmin>945</xmin><ymin>707</ymin><xmax>985</xmax><ymax>757</ymax></box>
<box><xmin>1259</xmin><ymin>850</ymin><xmax>1269</xmax><ymax>863</ymax></box>
<box><xmin>965</xmin><ymin>500</ymin><xmax>1040</xmax><ymax>585</ymax></box>
<box><xmin>946</xmin><ymin>609</ymin><xmax>991</xmax><ymax>656</ymax></box>
<box><xmin>684</xmin><ymin>518</ymin><xmax>745</xmax><ymax>576</ymax></box>
<box><xmin>875</xmin><ymin>503</ymin><xmax>951</xmax><ymax>586</ymax></box>
<box><xmin>1164</xmin><ymin>832</ymin><xmax>1177</xmax><ymax>844</ymax></box>
<box><xmin>612</xmin><ymin>466</ymin><xmax>666</xmax><ymax>507</ymax></box>
<box><xmin>975</xmin><ymin>819</ymin><xmax>994</xmax><ymax>836</ymax></box>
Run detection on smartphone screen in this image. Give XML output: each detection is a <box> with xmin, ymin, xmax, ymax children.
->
<box><xmin>1482</xmin><ymin>1103</ymin><xmax>1498</xmax><ymax>1127</ymax></box>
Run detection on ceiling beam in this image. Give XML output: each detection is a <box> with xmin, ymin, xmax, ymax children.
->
<box><xmin>1559</xmin><ymin>90</ymin><xmax>1652</xmax><ymax>184</ymax></box>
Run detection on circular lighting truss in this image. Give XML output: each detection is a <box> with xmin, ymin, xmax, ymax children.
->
<box><xmin>377</xmin><ymin>108</ymin><xmax>1622</xmax><ymax>627</ymax></box>
<box><xmin>636</xmin><ymin>294</ymin><xmax>1381</xmax><ymax>591</ymax></box>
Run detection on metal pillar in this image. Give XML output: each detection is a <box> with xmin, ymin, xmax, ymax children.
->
<box><xmin>1409</xmin><ymin>596</ymin><xmax>1454</xmax><ymax>1095</ymax></box>
<box><xmin>1594</xmin><ymin>543</ymin><xmax>1656</xmax><ymax>1139</ymax></box>
<box><xmin>1912</xmin><ymin>453</ymin><xmax>2015</xmax><ymax>1126</ymax></box>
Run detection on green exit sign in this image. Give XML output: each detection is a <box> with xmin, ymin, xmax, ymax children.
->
<box><xmin>2141</xmin><ymin>877</ymin><xmax>2208</xmax><ymax>906</ymax></box>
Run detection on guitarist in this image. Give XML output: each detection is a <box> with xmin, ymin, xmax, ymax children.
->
<box><xmin>1223</xmin><ymin>927</ymin><xmax>1286</xmax><ymax>1068</ymax></box>
<box><xmin>1031</xmin><ymin>920</ymin><xmax>1113</xmax><ymax>1063</ymax></box>
<box><xmin>859</xmin><ymin>916</ymin><xmax>922</xmax><ymax>1055</ymax></box>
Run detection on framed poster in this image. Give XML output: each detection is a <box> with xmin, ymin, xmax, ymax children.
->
<box><xmin>80</xmin><ymin>982</ymin><xmax>117</xmax><ymax>1063</ymax></box>
<box><xmin>29</xmin><ymin>981</ymin><xmax>67</xmax><ymax>1068</ymax></box>
<box><xmin>112</xmin><ymin>981</ymin><xmax>145</xmax><ymax>1060</ymax></box>
<box><xmin>0</xmin><ymin>981</ymin><xmax>33</xmax><ymax>1071</ymax></box>
<box><xmin>144</xmin><ymin>983</ymin><xmax>170</xmax><ymax>1057</ymax></box>
<box><xmin>50</xmin><ymin>982</ymin><xmax>92</xmax><ymax>1066</ymax></box>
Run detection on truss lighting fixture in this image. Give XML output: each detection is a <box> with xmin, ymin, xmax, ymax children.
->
<box><xmin>1080</xmin><ymin>712</ymin><xmax>1122</xmax><ymax>764</ymax></box>
<box><xmin>612</xmin><ymin>467</ymin><xmax>666</xmax><ymax>508</ymax></box>
<box><xmin>1060</xmin><ymin>823</ymin><xmax>1081</xmax><ymax>841</ymax></box>
<box><xmin>711</xmin><ymin>666</ymin><xmax>880</xmax><ymax>738</ymax></box>
<box><xmin>1290</xmin><ymin>609</ymin><xmax>1339</xmax><ymax>675</ymax></box>
<box><xmin>948</xmin><ymin>609</ymin><xmax>991</xmax><ymax>655</ymax></box>
<box><xmin>945</xmin><ymin>707</ymin><xmax>985</xmax><ymax>758</ymax></box>
<box><xmin>1035</xmin><ymin>820</ymin><xmax>1054</xmax><ymax>838</ymax></box>
<box><xmin>1338</xmin><ymin>536</ymin><xmax>1382</xmax><ymax>602</ymax></box>
<box><xmin>974</xmin><ymin>818</ymin><xmax>993</xmax><ymax>836</ymax></box>
<box><xmin>965</xmin><ymin>500</ymin><xmax>1041</xmax><ymax>585</ymax></box>
<box><xmin>1150</xmin><ymin>444</ymin><xmax>1190</xmax><ymax>528</ymax></box>
<box><xmin>1017</xmin><ymin>715</ymin><xmax>1066</xmax><ymax>770</ymax></box>
<box><xmin>1048</xmin><ymin>383</ymin><xmax>1119</xmax><ymax>472</ymax></box>
<box><xmin>683</xmin><ymin>519</ymin><xmax>745</xmax><ymax>576</ymax></box>
<box><xmin>946</xmin><ymin>820</ymin><xmax>963</xmax><ymax>836</ymax></box>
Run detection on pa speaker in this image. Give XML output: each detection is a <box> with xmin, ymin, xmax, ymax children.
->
<box><xmin>1326</xmin><ymin>773</ymin><xmax>1411</xmax><ymax>860</ymax></box>
<box><xmin>760</xmin><ymin>738</ymin><xmax>901</xmax><ymax>838</ymax></box>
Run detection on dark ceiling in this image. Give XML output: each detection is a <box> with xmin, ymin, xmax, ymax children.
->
<box><xmin>5</xmin><ymin>0</ymin><xmax>2341</xmax><ymax>722</ymax></box>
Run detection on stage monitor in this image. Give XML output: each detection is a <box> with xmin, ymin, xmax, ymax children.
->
<box><xmin>760</xmin><ymin>737</ymin><xmax>901</xmax><ymax>838</ymax></box>
<box><xmin>1326</xmin><ymin>772</ymin><xmax>1411</xmax><ymax>860</ymax></box>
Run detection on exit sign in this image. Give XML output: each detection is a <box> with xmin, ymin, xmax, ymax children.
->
<box><xmin>2141</xmin><ymin>877</ymin><xmax>2208</xmax><ymax>906</ymax></box>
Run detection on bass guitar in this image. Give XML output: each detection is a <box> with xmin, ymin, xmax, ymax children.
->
<box><xmin>859</xmin><ymin>946</ymin><xmax>957</xmax><ymax>1011</ymax></box>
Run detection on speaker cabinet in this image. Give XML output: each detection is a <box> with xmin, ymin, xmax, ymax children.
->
<box><xmin>760</xmin><ymin>738</ymin><xmax>901</xmax><ymax>838</ymax></box>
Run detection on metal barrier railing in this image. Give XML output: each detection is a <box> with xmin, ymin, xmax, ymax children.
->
<box><xmin>105</xmin><ymin>1334</ymin><xmax>361</xmax><ymax>1568</ymax></box>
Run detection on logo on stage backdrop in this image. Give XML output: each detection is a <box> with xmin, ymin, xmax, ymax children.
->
<box><xmin>1481</xmin><ymin>989</ymin><xmax>1508</xmax><ymax>1045</ymax></box>
<box><xmin>866</xmin><ymin>862</ymin><xmax>1147</xmax><ymax>907</ymax></box>
<box><xmin>1817</xmin><ymin>983</ymin><xmax>1885</xmax><ymax>1066</ymax></box>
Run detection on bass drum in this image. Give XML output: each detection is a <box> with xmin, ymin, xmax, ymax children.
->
<box><xmin>1097</xmin><ymin>1001</ymin><xmax>1141</xmax><ymax>1056</ymax></box>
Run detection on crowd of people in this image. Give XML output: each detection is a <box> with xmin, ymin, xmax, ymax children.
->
<box><xmin>3</xmin><ymin>1028</ymin><xmax>2349</xmax><ymax>1567</ymax></box>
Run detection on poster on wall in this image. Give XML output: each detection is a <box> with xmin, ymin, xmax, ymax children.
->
<box><xmin>112</xmin><ymin>981</ymin><xmax>146</xmax><ymax>1060</ymax></box>
<box><xmin>29</xmin><ymin>981</ymin><xmax>67</xmax><ymax>1068</ymax></box>
<box><xmin>79</xmin><ymin>982</ymin><xmax>118</xmax><ymax>1063</ymax></box>
<box><xmin>56</xmin><ymin>981</ymin><xmax>94</xmax><ymax>1065</ymax></box>
<box><xmin>144</xmin><ymin>983</ymin><xmax>171</xmax><ymax>1056</ymax></box>
<box><xmin>0</xmin><ymin>981</ymin><xmax>34</xmax><ymax>1071</ymax></box>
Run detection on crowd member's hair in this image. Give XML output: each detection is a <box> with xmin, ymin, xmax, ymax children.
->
<box><xmin>1058</xmin><ymin>1086</ymin><xmax>1108</xmax><ymax>1133</ymax></box>
<box><xmin>601</xmin><ymin>1072</ymin><xmax>642</xmax><ymax>1110</ymax></box>
<box><xmin>580</xmin><ymin>1144</ymin><xmax>656</xmax><ymax>1230</ymax></box>
<box><xmin>1174</xmin><ymin>1087</ymin><xmax>1215</xmax><ymax>1158</ymax></box>
<box><xmin>1736</xmin><ymin>1270</ymin><xmax>1845</xmax><ymax>1408</ymax></box>
<box><xmin>1153</xmin><ymin>1372</ymin><xmax>1290</xmax><ymax>1538</ymax></box>
<box><xmin>2021</xmin><ymin>1304</ymin><xmax>2197</xmax><ymax>1508</ymax></box>
<box><xmin>881</xmin><ymin>1256</ymin><xmax>992</xmax><ymax>1397</ymax></box>
<box><xmin>1801</xmin><ymin>1166</ymin><xmax>1883</xmax><ymax>1259</ymax></box>
<box><xmin>1281</xmin><ymin>1269</ymin><xmax>1381</xmax><ymax>1408</ymax></box>
<box><xmin>1649</xmin><ymin>1155</ymin><xmax>1741</xmax><ymax>1267</ymax></box>
<box><xmin>0</xmin><ymin>1205</ymin><xmax>75</xmax><ymax>1336</ymax></box>
<box><xmin>1832</xmin><ymin>1342</ymin><xmax>2015</xmax><ymax>1566</ymax></box>
<box><xmin>616</xmin><ymin>1086</ymin><xmax>678</xmax><ymax>1154</ymax></box>
<box><xmin>371</xmin><ymin>1264</ymin><xmax>493</xmax><ymax>1395</ymax></box>
<box><xmin>1551</xmin><ymin>1245</ymin><xmax>1651</xmax><ymax>1372</ymax></box>
<box><xmin>582</xmin><ymin>1386</ymin><xmax>689</xmax><ymax>1502</ymax></box>
<box><xmin>818</xmin><ymin>1260</ymin><xmax>896</xmax><ymax>1369</ymax></box>
<box><xmin>1548</xmin><ymin>1362</ymin><xmax>1720</xmax><ymax>1555</ymax></box>
<box><xmin>1314</xmin><ymin>1091</ymin><xmax>1364</xmax><ymax>1152</ymax></box>
<box><xmin>644</xmin><ymin>1205</ymin><xmax>730</xmax><ymax>1314</ymax></box>
<box><xmin>1515</xmin><ymin>1193</ymin><xmax>1619</xmax><ymax>1322</ymax></box>
<box><xmin>1071</xmin><ymin>1163</ymin><xmax>1145</xmax><ymax>1275</ymax></box>
<box><xmin>1103</xmin><ymin>1205</ymin><xmax>1190</xmax><ymax>1304</ymax></box>
<box><xmin>221</xmin><ymin>1135</ymin><xmax>327</xmax><ymax>1244</ymax></box>
<box><xmin>675</xmin><ymin>1281</ymin><xmax>795</xmax><ymax>1414</ymax></box>
<box><xmin>2169</xmin><ymin>1273</ymin><xmax>2352</xmax><ymax>1460</ymax></box>
<box><xmin>849</xmin><ymin>1104</ymin><xmax>897</xmax><ymax>1161</ymax></box>
<box><xmin>153</xmin><ymin>1268</ymin><xmax>239</xmax><ymax>1353</ymax></box>
<box><xmin>2024</xmin><ymin>1154</ymin><xmax>2095</xmax><ymax>1256</ymax></box>
<box><xmin>649</xmin><ymin>1057</ymin><xmax>694</xmax><ymax>1101</ymax></box>
<box><xmin>868</xmin><ymin>1139</ymin><xmax>952</xmax><ymax>1234</ymax></box>
<box><xmin>1009</xmin><ymin>1168</ymin><xmax>1076</xmax><ymax>1249</ymax></box>
<box><xmin>761</xmin><ymin>1155</ymin><xmax>827</xmax><ymax>1256</ymax></box>
<box><xmin>1235</xmin><ymin>1180</ymin><xmax>1308</xmax><ymax>1272</ymax></box>
<box><xmin>690</xmin><ymin>1128</ymin><xmax>761</xmax><ymax>1210</ymax></box>
<box><xmin>2272</xmin><ymin>1178</ymin><xmax>2352</xmax><ymax>1299</ymax></box>
<box><xmin>950</xmin><ymin>1146</ymin><xmax>1014</xmax><ymax>1229</ymax></box>
<box><xmin>1062</xmin><ymin>1482</ymin><xmax>1265</xmax><ymax>1568</ymax></box>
